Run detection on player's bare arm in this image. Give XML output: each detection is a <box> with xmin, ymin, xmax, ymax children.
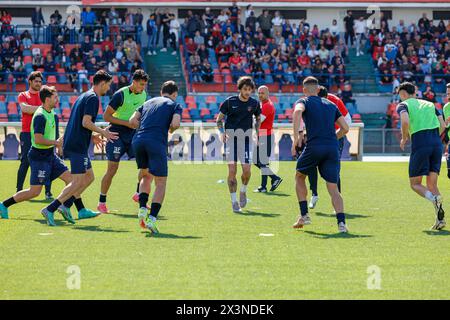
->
<box><xmin>129</xmin><ymin>111</ymin><xmax>141</xmax><ymax>129</ymax></box>
<box><xmin>254</xmin><ymin>114</ymin><xmax>261</xmax><ymax>138</ymax></box>
<box><xmin>437</xmin><ymin>115</ymin><xmax>445</xmax><ymax>136</ymax></box>
<box><xmin>216</xmin><ymin>112</ymin><xmax>227</xmax><ymax>143</ymax></box>
<box><xmin>104</xmin><ymin>105</ymin><xmax>136</xmax><ymax>129</ymax></box>
<box><xmin>20</xmin><ymin>102</ymin><xmax>40</xmax><ymax>114</ymax></box>
<box><xmin>399</xmin><ymin>111</ymin><xmax>410</xmax><ymax>151</ymax></box>
<box><xmin>169</xmin><ymin>114</ymin><xmax>181</xmax><ymax>133</ymax></box>
<box><xmin>292</xmin><ymin>102</ymin><xmax>305</xmax><ymax>156</ymax></box>
<box><xmin>336</xmin><ymin>116</ymin><xmax>350</xmax><ymax>140</ymax></box>
<box><xmin>82</xmin><ymin>115</ymin><xmax>119</xmax><ymax>143</ymax></box>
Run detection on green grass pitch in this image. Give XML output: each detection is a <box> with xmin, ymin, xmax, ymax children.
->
<box><xmin>0</xmin><ymin>160</ymin><xmax>449</xmax><ymax>299</ymax></box>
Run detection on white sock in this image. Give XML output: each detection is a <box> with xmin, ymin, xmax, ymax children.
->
<box><xmin>240</xmin><ymin>185</ymin><xmax>247</xmax><ymax>193</ymax></box>
<box><xmin>230</xmin><ymin>192</ymin><xmax>237</xmax><ymax>203</ymax></box>
<box><xmin>424</xmin><ymin>190</ymin><xmax>435</xmax><ymax>202</ymax></box>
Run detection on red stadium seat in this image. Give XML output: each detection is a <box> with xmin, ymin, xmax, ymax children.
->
<box><xmin>224</xmin><ymin>74</ymin><xmax>233</xmax><ymax>84</ymax></box>
<box><xmin>270</xmin><ymin>96</ymin><xmax>279</xmax><ymax>103</ymax></box>
<box><xmin>47</xmin><ymin>76</ymin><xmax>57</xmax><ymax>84</ymax></box>
<box><xmin>352</xmin><ymin>114</ymin><xmax>362</xmax><ymax>122</ymax></box>
<box><xmin>23</xmin><ymin>56</ymin><xmax>32</xmax><ymax>65</ymax></box>
<box><xmin>200</xmin><ymin>108</ymin><xmax>211</xmax><ymax>117</ymax></box>
<box><xmin>0</xmin><ymin>95</ymin><xmax>5</xmax><ymax>102</ymax></box>
<box><xmin>205</xmin><ymin>96</ymin><xmax>217</xmax><ymax>104</ymax></box>
<box><xmin>31</xmin><ymin>44</ymin><xmax>52</xmax><ymax>57</ymax></box>
<box><xmin>213</xmin><ymin>74</ymin><xmax>223</xmax><ymax>83</ymax></box>
<box><xmin>7</xmin><ymin>102</ymin><xmax>18</xmax><ymax>115</ymax></box>
<box><xmin>185</xmin><ymin>96</ymin><xmax>196</xmax><ymax>104</ymax></box>
<box><xmin>69</xmin><ymin>96</ymin><xmax>78</xmax><ymax>105</ymax></box>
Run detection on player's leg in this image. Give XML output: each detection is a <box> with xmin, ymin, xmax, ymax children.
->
<box><xmin>73</xmin><ymin>167</ymin><xmax>99</xmax><ymax>219</ymax></box>
<box><xmin>319</xmin><ymin>147</ymin><xmax>347</xmax><ymax>233</ymax></box>
<box><xmin>137</xmin><ymin>169</ymin><xmax>153</xmax><ymax>228</ymax></box>
<box><xmin>337</xmin><ymin>137</ymin><xmax>345</xmax><ymax>193</ymax></box>
<box><xmin>98</xmin><ymin>160</ymin><xmax>120</xmax><ymax>213</ymax></box>
<box><xmin>308</xmin><ymin>167</ymin><xmax>319</xmax><ymax>209</ymax></box>
<box><xmin>266</xmin><ymin>134</ymin><xmax>282</xmax><ymax>192</ymax></box>
<box><xmin>253</xmin><ymin>140</ymin><xmax>267</xmax><ymax>193</ymax></box>
<box><xmin>16</xmin><ymin>132</ymin><xmax>31</xmax><ymax>192</ymax></box>
<box><xmin>427</xmin><ymin>146</ymin><xmax>445</xmax><ymax>229</ymax></box>
<box><xmin>240</xmin><ymin>163</ymin><xmax>251</xmax><ymax>208</ymax></box>
<box><xmin>228</xmin><ymin>162</ymin><xmax>240</xmax><ymax>213</ymax></box>
<box><xmin>0</xmin><ymin>185</ymin><xmax>43</xmax><ymax>219</ymax></box>
<box><xmin>293</xmin><ymin>147</ymin><xmax>317</xmax><ymax>228</ymax></box>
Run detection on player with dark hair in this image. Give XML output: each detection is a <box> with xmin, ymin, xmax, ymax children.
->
<box><xmin>305</xmin><ymin>86</ymin><xmax>351</xmax><ymax>209</ymax></box>
<box><xmin>16</xmin><ymin>71</ymin><xmax>54</xmax><ymax>200</ymax></box>
<box><xmin>292</xmin><ymin>77</ymin><xmax>350</xmax><ymax>232</ymax></box>
<box><xmin>130</xmin><ymin>80</ymin><xmax>182</xmax><ymax>233</ymax></box>
<box><xmin>216</xmin><ymin>76</ymin><xmax>261</xmax><ymax>213</ymax></box>
<box><xmin>397</xmin><ymin>82</ymin><xmax>446</xmax><ymax>230</ymax></box>
<box><xmin>40</xmin><ymin>70</ymin><xmax>118</xmax><ymax>224</ymax></box>
<box><xmin>97</xmin><ymin>69</ymin><xmax>149</xmax><ymax>213</ymax></box>
<box><xmin>0</xmin><ymin>86</ymin><xmax>74</xmax><ymax>224</ymax></box>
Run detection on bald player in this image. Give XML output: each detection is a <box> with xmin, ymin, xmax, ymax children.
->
<box><xmin>253</xmin><ymin>86</ymin><xmax>282</xmax><ymax>193</ymax></box>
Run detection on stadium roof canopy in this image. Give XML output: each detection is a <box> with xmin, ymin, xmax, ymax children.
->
<box><xmin>1</xmin><ymin>0</ymin><xmax>449</xmax><ymax>7</ymax></box>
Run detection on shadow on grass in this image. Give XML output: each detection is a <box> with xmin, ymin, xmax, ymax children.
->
<box><xmin>315</xmin><ymin>212</ymin><xmax>371</xmax><ymax>220</ymax></box>
<box><xmin>71</xmin><ymin>225</ymin><xmax>130</xmax><ymax>233</ymax></box>
<box><xmin>143</xmin><ymin>232</ymin><xmax>202</xmax><ymax>239</ymax></box>
<box><xmin>242</xmin><ymin>210</ymin><xmax>280</xmax><ymax>218</ymax></box>
<box><xmin>302</xmin><ymin>230</ymin><xmax>373</xmax><ymax>239</ymax></box>
<box><xmin>263</xmin><ymin>192</ymin><xmax>290</xmax><ymax>197</ymax></box>
<box><xmin>29</xmin><ymin>199</ymin><xmax>53</xmax><ymax>203</ymax></box>
<box><xmin>423</xmin><ymin>230</ymin><xmax>450</xmax><ymax>236</ymax></box>
<box><xmin>109</xmin><ymin>212</ymin><xmax>167</xmax><ymax>220</ymax></box>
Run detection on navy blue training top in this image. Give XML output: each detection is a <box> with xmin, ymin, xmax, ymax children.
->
<box><xmin>133</xmin><ymin>96</ymin><xmax>182</xmax><ymax>146</ymax></box>
<box><xmin>63</xmin><ymin>89</ymin><xmax>99</xmax><ymax>154</ymax></box>
<box><xmin>219</xmin><ymin>95</ymin><xmax>261</xmax><ymax>131</ymax></box>
<box><xmin>295</xmin><ymin>96</ymin><xmax>342</xmax><ymax>147</ymax></box>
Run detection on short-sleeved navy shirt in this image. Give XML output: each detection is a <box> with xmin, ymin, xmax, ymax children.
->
<box><xmin>396</xmin><ymin>102</ymin><xmax>442</xmax><ymax>148</ymax></box>
<box><xmin>219</xmin><ymin>96</ymin><xmax>261</xmax><ymax>131</ymax></box>
<box><xmin>133</xmin><ymin>96</ymin><xmax>182</xmax><ymax>146</ymax></box>
<box><xmin>295</xmin><ymin>96</ymin><xmax>342</xmax><ymax>146</ymax></box>
<box><xmin>63</xmin><ymin>90</ymin><xmax>99</xmax><ymax>154</ymax></box>
<box><xmin>29</xmin><ymin>112</ymin><xmax>59</xmax><ymax>161</ymax></box>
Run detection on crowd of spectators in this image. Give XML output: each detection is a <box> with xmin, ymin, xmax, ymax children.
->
<box><xmin>0</xmin><ymin>7</ymin><xmax>151</xmax><ymax>93</ymax></box>
<box><xmin>366</xmin><ymin>12</ymin><xmax>450</xmax><ymax>92</ymax></box>
<box><xmin>182</xmin><ymin>2</ymin><xmax>350</xmax><ymax>88</ymax></box>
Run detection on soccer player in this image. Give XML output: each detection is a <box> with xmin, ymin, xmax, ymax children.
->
<box><xmin>253</xmin><ymin>85</ymin><xmax>282</xmax><ymax>193</ymax></box>
<box><xmin>444</xmin><ymin>83</ymin><xmax>450</xmax><ymax>179</ymax></box>
<box><xmin>397</xmin><ymin>82</ymin><xmax>446</xmax><ymax>230</ymax></box>
<box><xmin>16</xmin><ymin>71</ymin><xmax>53</xmax><ymax>200</ymax></box>
<box><xmin>0</xmin><ymin>86</ymin><xmax>74</xmax><ymax>224</ymax></box>
<box><xmin>216</xmin><ymin>76</ymin><xmax>261</xmax><ymax>213</ymax></box>
<box><xmin>40</xmin><ymin>70</ymin><xmax>118</xmax><ymax>224</ymax></box>
<box><xmin>306</xmin><ymin>86</ymin><xmax>352</xmax><ymax>209</ymax></box>
<box><xmin>291</xmin><ymin>77</ymin><xmax>350</xmax><ymax>233</ymax></box>
<box><xmin>97</xmin><ymin>69</ymin><xmax>149</xmax><ymax>213</ymax></box>
<box><xmin>129</xmin><ymin>80</ymin><xmax>182</xmax><ymax>233</ymax></box>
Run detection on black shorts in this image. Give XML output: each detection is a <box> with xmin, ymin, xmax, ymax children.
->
<box><xmin>409</xmin><ymin>145</ymin><xmax>443</xmax><ymax>177</ymax></box>
<box><xmin>225</xmin><ymin>135</ymin><xmax>252</xmax><ymax>164</ymax></box>
<box><xmin>255</xmin><ymin>134</ymin><xmax>273</xmax><ymax>167</ymax></box>
<box><xmin>297</xmin><ymin>144</ymin><xmax>340</xmax><ymax>183</ymax></box>
<box><xmin>133</xmin><ymin>139</ymin><xmax>168</xmax><ymax>177</ymax></box>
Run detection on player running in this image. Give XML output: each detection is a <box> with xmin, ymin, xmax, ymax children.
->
<box><xmin>41</xmin><ymin>70</ymin><xmax>118</xmax><ymax>224</ymax></box>
<box><xmin>253</xmin><ymin>85</ymin><xmax>283</xmax><ymax>193</ymax></box>
<box><xmin>97</xmin><ymin>69</ymin><xmax>149</xmax><ymax>213</ymax></box>
<box><xmin>291</xmin><ymin>77</ymin><xmax>350</xmax><ymax>233</ymax></box>
<box><xmin>16</xmin><ymin>71</ymin><xmax>53</xmax><ymax>200</ymax></box>
<box><xmin>130</xmin><ymin>80</ymin><xmax>182</xmax><ymax>234</ymax></box>
<box><xmin>444</xmin><ymin>83</ymin><xmax>450</xmax><ymax>180</ymax></box>
<box><xmin>306</xmin><ymin>86</ymin><xmax>352</xmax><ymax>209</ymax></box>
<box><xmin>0</xmin><ymin>86</ymin><xmax>75</xmax><ymax>224</ymax></box>
<box><xmin>216</xmin><ymin>76</ymin><xmax>261</xmax><ymax>213</ymax></box>
<box><xmin>397</xmin><ymin>82</ymin><xmax>446</xmax><ymax>230</ymax></box>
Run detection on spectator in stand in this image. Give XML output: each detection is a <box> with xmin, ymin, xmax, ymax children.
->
<box><xmin>197</xmin><ymin>43</ymin><xmax>209</xmax><ymax>62</ymax></box>
<box><xmin>31</xmin><ymin>7</ymin><xmax>45</xmax><ymax>43</ymax></box>
<box><xmin>340</xmin><ymin>83</ymin><xmax>358</xmax><ymax>114</ymax></box>
<box><xmin>124</xmin><ymin>36</ymin><xmax>143</xmax><ymax>63</ymax></box>
<box><xmin>119</xmin><ymin>56</ymin><xmax>129</xmax><ymax>72</ymax></box>
<box><xmin>13</xmin><ymin>56</ymin><xmax>25</xmax><ymax>82</ymax></box>
<box><xmin>67</xmin><ymin>63</ymin><xmax>78</xmax><ymax>92</ymax></box>
<box><xmin>423</xmin><ymin>85</ymin><xmax>437</xmax><ymax>103</ymax></box>
<box><xmin>229</xmin><ymin>0</ymin><xmax>239</xmax><ymax>27</ymax></box>
<box><xmin>200</xmin><ymin>60</ymin><xmax>214</xmax><ymax>82</ymax></box>
<box><xmin>81</xmin><ymin>6</ymin><xmax>97</xmax><ymax>36</ymax></box>
<box><xmin>77</xmin><ymin>64</ymin><xmax>89</xmax><ymax>92</ymax></box>
<box><xmin>329</xmin><ymin>19</ymin><xmax>339</xmax><ymax>40</ymax></box>
<box><xmin>185</xmin><ymin>38</ymin><xmax>198</xmax><ymax>56</ymax></box>
<box><xmin>108</xmin><ymin>58</ymin><xmax>119</xmax><ymax>73</ymax></box>
<box><xmin>343</xmin><ymin>11</ymin><xmax>355</xmax><ymax>47</ymax></box>
<box><xmin>50</xmin><ymin>10</ymin><xmax>62</xmax><ymax>25</ymax></box>
<box><xmin>32</xmin><ymin>51</ymin><xmax>43</xmax><ymax>70</ymax></box>
<box><xmin>190</xmin><ymin>51</ymin><xmax>202</xmax><ymax>82</ymax></box>
<box><xmin>380</xmin><ymin>69</ymin><xmax>393</xmax><ymax>85</ymax></box>
<box><xmin>81</xmin><ymin>35</ymin><xmax>93</xmax><ymax>58</ymax></box>
<box><xmin>69</xmin><ymin>43</ymin><xmax>83</xmax><ymax>65</ymax></box>
<box><xmin>258</xmin><ymin>10</ymin><xmax>272</xmax><ymax>38</ymax></box>
<box><xmin>160</xmin><ymin>9</ymin><xmax>172</xmax><ymax>52</ymax></box>
<box><xmin>108</xmin><ymin>7</ymin><xmax>120</xmax><ymax>39</ymax></box>
<box><xmin>194</xmin><ymin>30</ymin><xmax>205</xmax><ymax>46</ymax></box>
<box><xmin>85</xmin><ymin>56</ymin><xmax>99</xmax><ymax>73</ymax></box>
<box><xmin>354</xmin><ymin>16</ymin><xmax>366</xmax><ymax>56</ymax></box>
<box><xmin>146</xmin><ymin>13</ymin><xmax>157</xmax><ymax>55</ymax></box>
<box><xmin>135</xmin><ymin>8</ymin><xmax>144</xmax><ymax>42</ymax></box>
<box><xmin>64</xmin><ymin>9</ymin><xmax>78</xmax><ymax>43</ymax></box>
<box><xmin>21</xmin><ymin>30</ymin><xmax>33</xmax><ymax>49</ymax></box>
<box><xmin>271</xmin><ymin>11</ymin><xmax>284</xmax><ymax>37</ymax></box>
<box><xmin>217</xmin><ymin>9</ymin><xmax>229</xmax><ymax>25</ymax></box>
<box><xmin>118</xmin><ymin>74</ymin><xmax>128</xmax><ymax>89</ymax></box>
<box><xmin>169</xmin><ymin>13</ymin><xmax>180</xmax><ymax>53</ymax></box>
<box><xmin>43</xmin><ymin>53</ymin><xmax>56</xmax><ymax>73</ymax></box>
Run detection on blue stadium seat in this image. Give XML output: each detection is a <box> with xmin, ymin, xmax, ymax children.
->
<box><xmin>6</xmin><ymin>95</ymin><xmax>17</xmax><ymax>103</ymax></box>
<box><xmin>61</xmin><ymin>102</ymin><xmax>70</xmax><ymax>109</ymax></box>
<box><xmin>0</xmin><ymin>102</ymin><xmax>6</xmax><ymax>113</ymax></box>
<box><xmin>198</xmin><ymin>102</ymin><xmax>207</xmax><ymax>110</ymax></box>
<box><xmin>60</xmin><ymin>95</ymin><xmax>69</xmax><ymax>104</ymax></box>
<box><xmin>189</xmin><ymin>109</ymin><xmax>201</xmax><ymax>120</ymax></box>
<box><xmin>196</xmin><ymin>95</ymin><xmax>206</xmax><ymax>104</ymax></box>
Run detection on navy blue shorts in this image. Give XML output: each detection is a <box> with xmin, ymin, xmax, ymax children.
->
<box><xmin>65</xmin><ymin>152</ymin><xmax>92</xmax><ymax>174</ymax></box>
<box><xmin>106</xmin><ymin>135</ymin><xmax>135</xmax><ymax>162</ymax></box>
<box><xmin>29</xmin><ymin>154</ymin><xmax>68</xmax><ymax>186</ymax></box>
<box><xmin>409</xmin><ymin>145</ymin><xmax>443</xmax><ymax>177</ymax></box>
<box><xmin>225</xmin><ymin>135</ymin><xmax>252</xmax><ymax>164</ymax></box>
<box><xmin>296</xmin><ymin>144</ymin><xmax>340</xmax><ymax>183</ymax></box>
<box><xmin>133</xmin><ymin>140</ymin><xmax>168</xmax><ymax>177</ymax></box>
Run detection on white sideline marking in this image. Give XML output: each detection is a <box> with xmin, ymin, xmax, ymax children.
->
<box><xmin>38</xmin><ymin>233</ymin><xmax>53</xmax><ymax>236</ymax></box>
<box><xmin>259</xmin><ymin>233</ymin><xmax>274</xmax><ymax>237</ymax></box>
<box><xmin>363</xmin><ymin>156</ymin><xmax>446</xmax><ymax>162</ymax></box>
